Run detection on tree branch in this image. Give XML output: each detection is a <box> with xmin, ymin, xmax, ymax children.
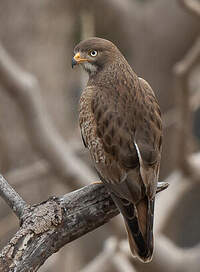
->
<box><xmin>0</xmin><ymin>180</ymin><xmax>168</xmax><ymax>272</ymax></box>
<box><xmin>0</xmin><ymin>175</ymin><xmax>28</xmax><ymax>219</ymax></box>
<box><xmin>0</xmin><ymin>184</ymin><xmax>118</xmax><ymax>272</ymax></box>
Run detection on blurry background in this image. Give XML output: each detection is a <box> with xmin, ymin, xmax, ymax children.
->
<box><xmin>0</xmin><ymin>0</ymin><xmax>200</xmax><ymax>271</ymax></box>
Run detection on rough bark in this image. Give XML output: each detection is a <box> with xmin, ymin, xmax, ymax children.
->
<box><xmin>0</xmin><ymin>184</ymin><xmax>118</xmax><ymax>272</ymax></box>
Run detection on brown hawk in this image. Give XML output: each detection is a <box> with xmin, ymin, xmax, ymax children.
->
<box><xmin>72</xmin><ymin>37</ymin><xmax>162</xmax><ymax>262</ymax></box>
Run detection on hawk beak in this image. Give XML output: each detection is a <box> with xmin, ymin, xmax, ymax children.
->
<box><xmin>72</xmin><ymin>52</ymin><xmax>88</xmax><ymax>68</ymax></box>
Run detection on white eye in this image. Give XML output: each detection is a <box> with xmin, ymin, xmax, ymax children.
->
<box><xmin>90</xmin><ymin>50</ymin><xmax>98</xmax><ymax>57</ymax></box>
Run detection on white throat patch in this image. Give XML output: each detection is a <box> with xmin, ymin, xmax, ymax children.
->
<box><xmin>82</xmin><ymin>62</ymin><xmax>97</xmax><ymax>75</ymax></box>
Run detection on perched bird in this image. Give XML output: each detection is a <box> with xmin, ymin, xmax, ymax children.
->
<box><xmin>72</xmin><ymin>37</ymin><xmax>162</xmax><ymax>262</ymax></box>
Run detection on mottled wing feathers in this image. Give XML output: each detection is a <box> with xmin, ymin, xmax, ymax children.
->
<box><xmin>91</xmin><ymin>84</ymin><xmax>139</xmax><ymax>170</ymax></box>
<box><xmin>79</xmin><ymin>86</ymin><xmax>106</xmax><ymax>165</ymax></box>
<box><xmin>136</xmin><ymin>77</ymin><xmax>162</xmax><ymax>161</ymax></box>
<box><xmin>89</xmin><ymin>78</ymin><xmax>162</xmax><ymax>179</ymax></box>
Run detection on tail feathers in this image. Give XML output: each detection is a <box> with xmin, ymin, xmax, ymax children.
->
<box><xmin>112</xmin><ymin>194</ymin><xmax>154</xmax><ymax>263</ymax></box>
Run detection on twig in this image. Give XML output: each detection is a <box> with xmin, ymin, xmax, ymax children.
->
<box><xmin>0</xmin><ymin>175</ymin><xmax>28</xmax><ymax>219</ymax></box>
<box><xmin>0</xmin><ymin>42</ymin><xmax>96</xmax><ymax>189</ymax></box>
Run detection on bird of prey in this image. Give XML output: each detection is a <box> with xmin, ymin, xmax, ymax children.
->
<box><xmin>72</xmin><ymin>37</ymin><xmax>162</xmax><ymax>262</ymax></box>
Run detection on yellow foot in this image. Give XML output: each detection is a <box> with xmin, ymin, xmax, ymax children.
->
<box><xmin>91</xmin><ymin>180</ymin><xmax>102</xmax><ymax>185</ymax></box>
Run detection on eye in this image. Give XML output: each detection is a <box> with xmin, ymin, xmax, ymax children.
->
<box><xmin>90</xmin><ymin>50</ymin><xmax>98</xmax><ymax>57</ymax></box>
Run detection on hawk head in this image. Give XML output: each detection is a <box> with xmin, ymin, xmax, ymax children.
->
<box><xmin>72</xmin><ymin>37</ymin><xmax>121</xmax><ymax>75</ymax></box>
